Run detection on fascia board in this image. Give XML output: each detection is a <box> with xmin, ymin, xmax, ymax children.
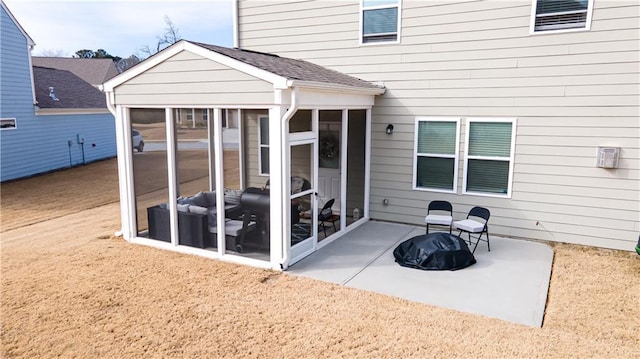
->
<box><xmin>288</xmin><ymin>80</ymin><xmax>386</xmax><ymax>96</ymax></box>
<box><xmin>35</xmin><ymin>108</ymin><xmax>111</xmax><ymax>116</ymax></box>
<box><xmin>1</xmin><ymin>1</ymin><xmax>35</xmax><ymax>46</ymax></box>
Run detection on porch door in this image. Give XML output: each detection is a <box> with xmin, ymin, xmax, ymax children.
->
<box><xmin>289</xmin><ymin>139</ymin><xmax>318</xmax><ymax>265</ymax></box>
<box><xmin>318</xmin><ymin>122</ymin><xmax>341</xmax><ymax>213</ymax></box>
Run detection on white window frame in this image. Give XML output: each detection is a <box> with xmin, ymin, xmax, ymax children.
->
<box><xmin>186</xmin><ymin>108</ymin><xmax>194</xmax><ymax>121</ymax></box>
<box><xmin>201</xmin><ymin>109</ymin><xmax>208</xmax><ymax>123</ymax></box>
<box><xmin>360</xmin><ymin>0</ymin><xmax>402</xmax><ymax>45</ymax></box>
<box><xmin>258</xmin><ymin>115</ymin><xmax>269</xmax><ymax>176</ymax></box>
<box><xmin>0</xmin><ymin>118</ymin><xmax>17</xmax><ymax>130</ymax></box>
<box><xmin>529</xmin><ymin>0</ymin><xmax>594</xmax><ymax>34</ymax></box>
<box><xmin>462</xmin><ymin>118</ymin><xmax>517</xmax><ymax>198</ymax></box>
<box><xmin>413</xmin><ymin>117</ymin><xmax>460</xmax><ymax>193</ymax></box>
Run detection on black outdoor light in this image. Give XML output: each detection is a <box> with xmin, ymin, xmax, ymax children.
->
<box><xmin>385</xmin><ymin>124</ymin><xmax>394</xmax><ymax>134</ymax></box>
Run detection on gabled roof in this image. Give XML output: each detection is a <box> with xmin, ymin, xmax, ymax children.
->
<box><xmin>189</xmin><ymin>41</ymin><xmax>383</xmax><ymax>90</ymax></box>
<box><xmin>32</xmin><ymin>57</ymin><xmax>119</xmax><ymax>87</ymax></box>
<box><xmin>104</xmin><ymin>40</ymin><xmax>384</xmax><ymax>94</ymax></box>
<box><xmin>1</xmin><ymin>1</ymin><xmax>34</xmax><ymax>47</ymax></box>
<box><xmin>33</xmin><ymin>66</ymin><xmax>107</xmax><ymax>109</ymax></box>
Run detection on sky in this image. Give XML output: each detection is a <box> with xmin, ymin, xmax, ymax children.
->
<box><xmin>4</xmin><ymin>0</ymin><xmax>234</xmax><ymax>58</ymax></box>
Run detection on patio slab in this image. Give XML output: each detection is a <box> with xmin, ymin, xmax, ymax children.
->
<box><xmin>288</xmin><ymin>221</ymin><xmax>554</xmax><ymax>327</ymax></box>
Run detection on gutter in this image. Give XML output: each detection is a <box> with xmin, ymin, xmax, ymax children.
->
<box><xmin>279</xmin><ymin>86</ymin><xmax>299</xmax><ymax>270</ymax></box>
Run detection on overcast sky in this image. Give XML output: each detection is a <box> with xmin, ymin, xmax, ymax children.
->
<box><xmin>4</xmin><ymin>0</ymin><xmax>234</xmax><ymax>58</ymax></box>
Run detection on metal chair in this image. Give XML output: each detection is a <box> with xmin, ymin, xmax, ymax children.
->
<box><xmin>424</xmin><ymin>200</ymin><xmax>453</xmax><ymax>234</ymax></box>
<box><xmin>453</xmin><ymin>206</ymin><xmax>490</xmax><ymax>253</ymax></box>
<box><xmin>318</xmin><ymin>198</ymin><xmax>338</xmax><ymax>237</ymax></box>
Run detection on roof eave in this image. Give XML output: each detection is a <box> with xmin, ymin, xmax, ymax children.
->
<box><xmin>287</xmin><ymin>80</ymin><xmax>386</xmax><ymax>96</ymax></box>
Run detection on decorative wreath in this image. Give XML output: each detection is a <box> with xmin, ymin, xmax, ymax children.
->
<box><xmin>319</xmin><ymin>133</ymin><xmax>339</xmax><ymax>160</ymax></box>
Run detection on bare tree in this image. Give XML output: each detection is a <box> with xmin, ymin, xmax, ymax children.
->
<box><xmin>36</xmin><ymin>49</ymin><xmax>67</xmax><ymax>57</ymax></box>
<box><xmin>140</xmin><ymin>15</ymin><xmax>181</xmax><ymax>57</ymax></box>
<box><xmin>116</xmin><ymin>55</ymin><xmax>142</xmax><ymax>73</ymax></box>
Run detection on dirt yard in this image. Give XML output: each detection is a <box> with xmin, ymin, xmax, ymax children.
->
<box><xmin>1</xmin><ymin>159</ymin><xmax>639</xmax><ymax>358</ymax></box>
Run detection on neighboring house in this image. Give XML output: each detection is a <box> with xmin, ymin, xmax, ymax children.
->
<box><xmin>32</xmin><ymin>56</ymin><xmax>119</xmax><ymax>88</ymax></box>
<box><xmin>0</xmin><ymin>1</ymin><xmax>116</xmax><ymax>182</ymax></box>
<box><xmin>235</xmin><ymin>0</ymin><xmax>639</xmax><ymax>252</ymax></box>
<box><xmin>103</xmin><ymin>0</ymin><xmax>638</xmax><ymax>272</ymax></box>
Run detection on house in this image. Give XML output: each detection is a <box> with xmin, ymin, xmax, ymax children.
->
<box><xmin>32</xmin><ymin>56</ymin><xmax>119</xmax><ymax>88</ymax></box>
<box><xmin>0</xmin><ymin>1</ymin><xmax>116</xmax><ymax>182</ymax></box>
<box><xmin>104</xmin><ymin>0</ymin><xmax>638</xmax><ymax>271</ymax></box>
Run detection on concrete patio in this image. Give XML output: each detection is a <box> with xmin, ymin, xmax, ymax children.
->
<box><xmin>288</xmin><ymin>221</ymin><xmax>554</xmax><ymax>327</ymax></box>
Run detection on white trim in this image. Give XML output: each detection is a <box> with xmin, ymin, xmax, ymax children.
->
<box><xmin>1</xmin><ymin>1</ymin><xmax>35</xmax><ymax>46</ymax></box>
<box><xmin>165</xmin><ymin>108</ymin><xmax>179</xmax><ymax>246</ymax></box>
<box><xmin>213</xmin><ymin>108</ymin><xmax>227</xmax><ymax>253</ymax></box>
<box><xmin>340</xmin><ymin>109</ymin><xmax>348</xmax><ymax>230</ymax></box>
<box><xmin>359</xmin><ymin>0</ymin><xmax>402</xmax><ymax>46</ymax></box>
<box><xmin>127</xmin><ymin>237</ymin><xmax>273</xmax><ymax>269</ymax></box>
<box><xmin>413</xmin><ymin>117</ymin><xmax>461</xmax><ymax>193</ymax></box>
<box><xmin>288</xmin><ymin>80</ymin><xmax>385</xmax><ymax>96</ymax></box>
<box><xmin>364</xmin><ymin>108</ymin><xmax>372</xmax><ymax>220</ymax></box>
<box><xmin>123</xmin><ymin>107</ymin><xmax>136</xmax><ymax>240</ymax></box>
<box><xmin>529</xmin><ymin>0</ymin><xmax>594</xmax><ymax>35</ymax></box>
<box><xmin>35</xmin><ymin>108</ymin><xmax>110</xmax><ymax>116</ymax></box>
<box><xmin>462</xmin><ymin>117</ymin><xmax>517</xmax><ymax>199</ymax></box>
<box><xmin>103</xmin><ymin>41</ymin><xmax>289</xmax><ymax>92</ymax></box>
<box><xmin>258</xmin><ymin>115</ymin><xmax>269</xmax><ymax>175</ymax></box>
<box><xmin>0</xmin><ymin>118</ymin><xmax>17</xmax><ymax>130</ymax></box>
<box><xmin>232</xmin><ymin>0</ymin><xmax>239</xmax><ymax>48</ymax></box>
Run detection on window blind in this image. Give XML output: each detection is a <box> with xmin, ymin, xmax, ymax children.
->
<box><xmin>417</xmin><ymin>121</ymin><xmax>456</xmax><ymax>154</ymax></box>
<box><xmin>468</xmin><ymin>122</ymin><xmax>512</xmax><ymax>157</ymax></box>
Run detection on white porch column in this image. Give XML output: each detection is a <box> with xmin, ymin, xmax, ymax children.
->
<box><xmin>268</xmin><ymin>105</ymin><xmax>286</xmax><ymax>269</ymax></box>
<box><xmin>115</xmin><ymin>105</ymin><xmax>133</xmax><ymax>239</ymax></box>
<box><xmin>165</xmin><ymin>108</ymin><xmax>179</xmax><ymax>246</ymax></box>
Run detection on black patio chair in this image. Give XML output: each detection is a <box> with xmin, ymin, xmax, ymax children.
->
<box><xmin>453</xmin><ymin>206</ymin><xmax>490</xmax><ymax>254</ymax></box>
<box><xmin>424</xmin><ymin>200</ymin><xmax>453</xmax><ymax>234</ymax></box>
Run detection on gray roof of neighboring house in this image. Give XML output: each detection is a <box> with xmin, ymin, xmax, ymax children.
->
<box><xmin>32</xmin><ymin>57</ymin><xmax>119</xmax><ymax>87</ymax></box>
<box><xmin>33</xmin><ymin>66</ymin><xmax>107</xmax><ymax>109</ymax></box>
<box><xmin>189</xmin><ymin>41</ymin><xmax>384</xmax><ymax>90</ymax></box>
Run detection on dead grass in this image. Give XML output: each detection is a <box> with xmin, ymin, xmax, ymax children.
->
<box><xmin>1</xmin><ymin>161</ymin><xmax>639</xmax><ymax>358</ymax></box>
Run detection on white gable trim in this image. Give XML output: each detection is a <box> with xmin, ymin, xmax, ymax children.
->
<box><xmin>103</xmin><ymin>40</ymin><xmax>289</xmax><ymax>92</ymax></box>
<box><xmin>1</xmin><ymin>1</ymin><xmax>35</xmax><ymax>46</ymax></box>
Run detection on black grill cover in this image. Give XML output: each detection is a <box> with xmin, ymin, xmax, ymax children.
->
<box><xmin>393</xmin><ymin>233</ymin><xmax>476</xmax><ymax>271</ymax></box>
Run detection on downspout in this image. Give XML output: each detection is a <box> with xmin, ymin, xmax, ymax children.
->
<box><xmin>279</xmin><ymin>86</ymin><xmax>298</xmax><ymax>270</ymax></box>
<box><xmin>232</xmin><ymin>0</ymin><xmax>239</xmax><ymax>48</ymax></box>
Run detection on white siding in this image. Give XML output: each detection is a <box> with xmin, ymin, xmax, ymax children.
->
<box><xmin>114</xmin><ymin>50</ymin><xmax>274</xmax><ymax>106</ymax></box>
<box><xmin>238</xmin><ymin>0</ymin><xmax>640</xmax><ymax>250</ymax></box>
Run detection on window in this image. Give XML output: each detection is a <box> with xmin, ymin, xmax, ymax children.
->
<box><xmin>531</xmin><ymin>0</ymin><xmax>593</xmax><ymax>33</ymax></box>
<box><xmin>0</xmin><ymin>118</ymin><xmax>16</xmax><ymax>130</ymax></box>
<box><xmin>201</xmin><ymin>109</ymin><xmax>208</xmax><ymax>123</ymax></box>
<box><xmin>258</xmin><ymin>116</ymin><xmax>269</xmax><ymax>175</ymax></box>
<box><xmin>361</xmin><ymin>0</ymin><xmax>401</xmax><ymax>44</ymax></box>
<box><xmin>463</xmin><ymin>119</ymin><xmax>516</xmax><ymax>197</ymax></box>
<box><xmin>186</xmin><ymin>109</ymin><xmax>194</xmax><ymax>121</ymax></box>
<box><xmin>413</xmin><ymin>117</ymin><xmax>460</xmax><ymax>192</ymax></box>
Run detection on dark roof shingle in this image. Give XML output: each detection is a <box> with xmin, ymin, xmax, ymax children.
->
<box><xmin>32</xmin><ymin>57</ymin><xmax>119</xmax><ymax>86</ymax></box>
<box><xmin>189</xmin><ymin>41</ymin><xmax>383</xmax><ymax>90</ymax></box>
<box><xmin>33</xmin><ymin>66</ymin><xmax>107</xmax><ymax>109</ymax></box>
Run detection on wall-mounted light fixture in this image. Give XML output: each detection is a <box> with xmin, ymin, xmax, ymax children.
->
<box><xmin>385</xmin><ymin>124</ymin><xmax>394</xmax><ymax>135</ymax></box>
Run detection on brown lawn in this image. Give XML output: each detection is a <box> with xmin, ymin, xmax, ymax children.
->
<box><xmin>1</xmin><ymin>159</ymin><xmax>639</xmax><ymax>358</ymax></box>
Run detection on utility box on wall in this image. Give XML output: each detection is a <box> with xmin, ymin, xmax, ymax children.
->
<box><xmin>596</xmin><ymin>147</ymin><xmax>620</xmax><ymax>168</ymax></box>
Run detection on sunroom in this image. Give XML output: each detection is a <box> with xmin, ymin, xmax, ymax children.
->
<box><xmin>102</xmin><ymin>40</ymin><xmax>385</xmax><ymax>270</ymax></box>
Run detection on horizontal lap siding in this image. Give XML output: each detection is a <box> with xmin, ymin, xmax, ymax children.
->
<box><xmin>1</xmin><ymin>7</ymin><xmax>115</xmax><ymax>182</ymax></box>
<box><xmin>238</xmin><ymin>0</ymin><xmax>640</xmax><ymax>250</ymax></box>
<box><xmin>114</xmin><ymin>50</ymin><xmax>274</xmax><ymax>106</ymax></box>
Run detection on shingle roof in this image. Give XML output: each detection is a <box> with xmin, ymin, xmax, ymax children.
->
<box><xmin>189</xmin><ymin>41</ymin><xmax>383</xmax><ymax>90</ymax></box>
<box><xmin>33</xmin><ymin>66</ymin><xmax>107</xmax><ymax>109</ymax></box>
<box><xmin>32</xmin><ymin>57</ymin><xmax>119</xmax><ymax>87</ymax></box>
